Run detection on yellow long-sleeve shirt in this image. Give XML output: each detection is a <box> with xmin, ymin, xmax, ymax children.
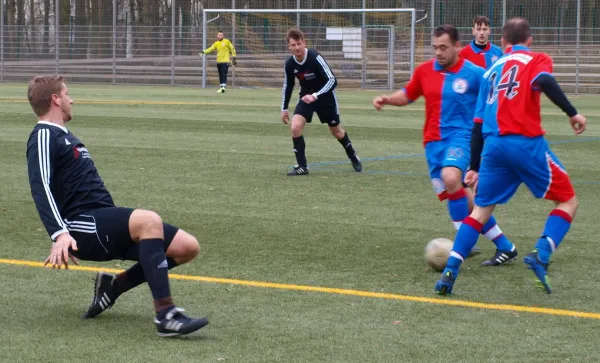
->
<box><xmin>203</xmin><ymin>39</ymin><xmax>236</xmax><ymax>63</ymax></box>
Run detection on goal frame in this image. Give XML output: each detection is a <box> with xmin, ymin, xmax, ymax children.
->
<box><xmin>201</xmin><ymin>8</ymin><xmax>417</xmax><ymax>89</ymax></box>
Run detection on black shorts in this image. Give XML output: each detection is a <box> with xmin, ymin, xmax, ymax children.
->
<box><xmin>293</xmin><ymin>93</ymin><xmax>340</xmax><ymax>126</ymax></box>
<box><xmin>65</xmin><ymin>207</ymin><xmax>180</xmax><ymax>262</ymax></box>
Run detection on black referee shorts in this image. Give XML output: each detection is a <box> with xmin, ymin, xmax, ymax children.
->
<box><xmin>293</xmin><ymin>92</ymin><xmax>340</xmax><ymax>127</ymax></box>
<box><xmin>65</xmin><ymin>207</ymin><xmax>179</xmax><ymax>262</ymax></box>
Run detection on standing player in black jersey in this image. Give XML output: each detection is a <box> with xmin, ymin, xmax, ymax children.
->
<box><xmin>281</xmin><ymin>28</ymin><xmax>362</xmax><ymax>176</ymax></box>
<box><xmin>26</xmin><ymin>75</ymin><xmax>208</xmax><ymax>337</ymax></box>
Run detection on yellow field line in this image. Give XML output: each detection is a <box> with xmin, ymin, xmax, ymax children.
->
<box><xmin>1</xmin><ymin>258</ymin><xmax>599</xmax><ymax>320</ymax></box>
<box><xmin>0</xmin><ymin>98</ymin><xmax>597</xmax><ymax>117</ymax></box>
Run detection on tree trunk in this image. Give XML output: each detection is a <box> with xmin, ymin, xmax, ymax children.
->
<box><xmin>74</xmin><ymin>0</ymin><xmax>88</xmax><ymax>58</ymax></box>
<box><xmin>16</xmin><ymin>0</ymin><xmax>24</xmax><ymax>59</ymax></box>
<box><xmin>6</xmin><ymin>0</ymin><xmax>15</xmax><ymax>60</ymax></box>
<box><xmin>43</xmin><ymin>0</ymin><xmax>50</xmax><ymax>55</ymax></box>
<box><xmin>59</xmin><ymin>0</ymin><xmax>70</xmax><ymax>58</ymax></box>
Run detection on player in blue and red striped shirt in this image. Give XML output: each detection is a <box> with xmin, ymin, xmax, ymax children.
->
<box><xmin>459</xmin><ymin>16</ymin><xmax>503</xmax><ymax>70</ymax></box>
<box><xmin>374</xmin><ymin>25</ymin><xmax>516</xmax><ymax>264</ymax></box>
<box><xmin>435</xmin><ymin>18</ymin><xmax>587</xmax><ymax>295</ymax></box>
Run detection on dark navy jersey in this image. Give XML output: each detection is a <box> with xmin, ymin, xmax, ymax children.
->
<box><xmin>26</xmin><ymin>121</ymin><xmax>115</xmax><ymax>241</ymax></box>
<box><xmin>281</xmin><ymin>48</ymin><xmax>338</xmax><ymax>110</ymax></box>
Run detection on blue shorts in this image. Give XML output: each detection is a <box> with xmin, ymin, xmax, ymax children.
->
<box><xmin>424</xmin><ymin>136</ymin><xmax>471</xmax><ymax>200</ymax></box>
<box><xmin>475</xmin><ymin>135</ymin><xmax>575</xmax><ymax>207</ymax></box>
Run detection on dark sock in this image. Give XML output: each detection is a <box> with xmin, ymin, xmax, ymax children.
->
<box><xmin>337</xmin><ymin>131</ymin><xmax>358</xmax><ymax>162</ymax></box>
<box><xmin>113</xmin><ymin>257</ymin><xmax>178</xmax><ymax>297</ymax></box>
<box><xmin>138</xmin><ymin>238</ymin><xmax>174</xmax><ymax>313</ymax></box>
<box><xmin>292</xmin><ymin>135</ymin><xmax>307</xmax><ymax>168</ymax></box>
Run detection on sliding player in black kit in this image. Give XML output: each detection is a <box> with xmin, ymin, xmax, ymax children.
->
<box><xmin>281</xmin><ymin>28</ymin><xmax>362</xmax><ymax>176</ymax></box>
<box><xmin>25</xmin><ymin>75</ymin><xmax>208</xmax><ymax>337</ymax></box>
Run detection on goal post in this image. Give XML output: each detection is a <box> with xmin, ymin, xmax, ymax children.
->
<box><xmin>201</xmin><ymin>8</ymin><xmax>417</xmax><ymax>90</ymax></box>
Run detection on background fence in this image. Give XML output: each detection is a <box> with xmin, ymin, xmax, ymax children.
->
<box><xmin>1</xmin><ymin>0</ymin><xmax>598</xmax><ymax>93</ymax></box>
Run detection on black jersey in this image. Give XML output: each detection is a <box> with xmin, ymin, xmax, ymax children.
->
<box><xmin>281</xmin><ymin>48</ymin><xmax>338</xmax><ymax>110</ymax></box>
<box><xmin>26</xmin><ymin>122</ymin><xmax>115</xmax><ymax>241</ymax></box>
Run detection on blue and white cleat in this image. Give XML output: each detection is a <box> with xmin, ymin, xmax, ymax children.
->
<box><xmin>523</xmin><ymin>250</ymin><xmax>552</xmax><ymax>294</ymax></box>
<box><xmin>434</xmin><ymin>269</ymin><xmax>455</xmax><ymax>296</ymax></box>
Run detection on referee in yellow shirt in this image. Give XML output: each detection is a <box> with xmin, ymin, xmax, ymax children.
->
<box><xmin>200</xmin><ymin>31</ymin><xmax>237</xmax><ymax>93</ymax></box>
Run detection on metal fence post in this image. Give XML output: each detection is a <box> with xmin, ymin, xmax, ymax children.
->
<box><xmin>232</xmin><ymin>0</ymin><xmax>236</xmax><ymax>87</ymax></box>
<box><xmin>171</xmin><ymin>0</ymin><xmax>175</xmax><ymax>85</ymax></box>
<box><xmin>410</xmin><ymin>9</ymin><xmax>415</xmax><ymax>76</ymax></box>
<box><xmin>113</xmin><ymin>0</ymin><xmax>117</xmax><ymax>84</ymax></box>
<box><xmin>388</xmin><ymin>25</ymin><xmax>395</xmax><ymax>90</ymax></box>
<box><xmin>361</xmin><ymin>0</ymin><xmax>367</xmax><ymax>89</ymax></box>
<box><xmin>1</xmin><ymin>0</ymin><xmax>4</xmax><ymax>82</ymax></box>
<box><xmin>502</xmin><ymin>0</ymin><xmax>506</xmax><ymax>25</ymax></box>
<box><xmin>576</xmin><ymin>0</ymin><xmax>581</xmax><ymax>94</ymax></box>
<box><xmin>202</xmin><ymin>10</ymin><xmax>207</xmax><ymax>88</ymax></box>
<box><xmin>55</xmin><ymin>0</ymin><xmax>60</xmax><ymax>75</ymax></box>
<box><xmin>297</xmin><ymin>0</ymin><xmax>300</xmax><ymax>27</ymax></box>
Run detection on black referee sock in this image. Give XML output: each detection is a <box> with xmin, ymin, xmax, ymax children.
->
<box><xmin>338</xmin><ymin>132</ymin><xmax>358</xmax><ymax>162</ymax></box>
<box><xmin>138</xmin><ymin>238</ymin><xmax>174</xmax><ymax>312</ymax></box>
<box><xmin>292</xmin><ymin>135</ymin><xmax>307</xmax><ymax>168</ymax></box>
<box><xmin>114</xmin><ymin>258</ymin><xmax>178</xmax><ymax>297</ymax></box>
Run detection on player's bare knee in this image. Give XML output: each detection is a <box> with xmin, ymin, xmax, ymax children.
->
<box><xmin>131</xmin><ymin>210</ymin><xmax>164</xmax><ymax>240</ymax></box>
<box><xmin>330</xmin><ymin>126</ymin><xmax>345</xmax><ymax>139</ymax></box>
<box><xmin>167</xmin><ymin>230</ymin><xmax>200</xmax><ymax>264</ymax></box>
<box><xmin>291</xmin><ymin>126</ymin><xmax>303</xmax><ymax>138</ymax></box>
<box><xmin>557</xmin><ymin>195</ymin><xmax>578</xmax><ymax>218</ymax></box>
<box><xmin>441</xmin><ymin>168</ymin><xmax>463</xmax><ymax>194</ymax></box>
<box><xmin>183</xmin><ymin>236</ymin><xmax>200</xmax><ymax>261</ymax></box>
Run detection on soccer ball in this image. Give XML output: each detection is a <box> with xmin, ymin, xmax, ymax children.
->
<box><xmin>424</xmin><ymin>238</ymin><xmax>453</xmax><ymax>272</ymax></box>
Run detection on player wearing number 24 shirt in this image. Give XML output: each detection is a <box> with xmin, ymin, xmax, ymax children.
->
<box><xmin>435</xmin><ymin>18</ymin><xmax>587</xmax><ymax>296</ymax></box>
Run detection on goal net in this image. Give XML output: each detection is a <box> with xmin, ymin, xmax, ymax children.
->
<box><xmin>201</xmin><ymin>8</ymin><xmax>417</xmax><ymax>90</ymax></box>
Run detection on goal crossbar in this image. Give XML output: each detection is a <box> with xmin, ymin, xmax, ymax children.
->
<box><xmin>201</xmin><ymin>8</ymin><xmax>417</xmax><ymax>89</ymax></box>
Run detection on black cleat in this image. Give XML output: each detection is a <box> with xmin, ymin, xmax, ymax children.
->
<box><xmin>467</xmin><ymin>245</ymin><xmax>482</xmax><ymax>258</ymax></box>
<box><xmin>81</xmin><ymin>272</ymin><xmax>117</xmax><ymax>319</ymax></box>
<box><xmin>155</xmin><ymin>307</ymin><xmax>209</xmax><ymax>337</ymax></box>
<box><xmin>287</xmin><ymin>165</ymin><xmax>309</xmax><ymax>176</ymax></box>
<box><xmin>351</xmin><ymin>158</ymin><xmax>362</xmax><ymax>172</ymax></box>
<box><xmin>481</xmin><ymin>247</ymin><xmax>518</xmax><ymax>266</ymax></box>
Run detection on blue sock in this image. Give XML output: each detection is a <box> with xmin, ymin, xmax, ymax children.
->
<box><xmin>446</xmin><ymin>189</ymin><xmax>469</xmax><ymax>230</ymax></box>
<box><xmin>535</xmin><ymin>209</ymin><xmax>573</xmax><ymax>264</ymax></box>
<box><xmin>481</xmin><ymin>216</ymin><xmax>514</xmax><ymax>251</ymax></box>
<box><xmin>445</xmin><ymin>216</ymin><xmax>483</xmax><ymax>276</ymax></box>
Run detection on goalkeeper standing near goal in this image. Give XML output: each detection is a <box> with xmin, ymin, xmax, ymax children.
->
<box><xmin>281</xmin><ymin>28</ymin><xmax>362</xmax><ymax>176</ymax></box>
<box><xmin>199</xmin><ymin>30</ymin><xmax>237</xmax><ymax>93</ymax></box>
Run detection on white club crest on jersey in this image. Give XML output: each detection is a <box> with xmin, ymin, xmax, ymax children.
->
<box><xmin>452</xmin><ymin>78</ymin><xmax>469</xmax><ymax>94</ymax></box>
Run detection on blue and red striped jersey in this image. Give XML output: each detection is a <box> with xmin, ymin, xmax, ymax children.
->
<box><xmin>475</xmin><ymin>45</ymin><xmax>553</xmax><ymax>138</ymax></box>
<box><xmin>459</xmin><ymin>40</ymin><xmax>503</xmax><ymax>70</ymax></box>
<box><xmin>403</xmin><ymin>58</ymin><xmax>485</xmax><ymax>145</ymax></box>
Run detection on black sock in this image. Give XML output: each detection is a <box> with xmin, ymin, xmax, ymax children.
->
<box><xmin>113</xmin><ymin>257</ymin><xmax>178</xmax><ymax>297</ymax></box>
<box><xmin>292</xmin><ymin>135</ymin><xmax>307</xmax><ymax>168</ymax></box>
<box><xmin>338</xmin><ymin>131</ymin><xmax>358</xmax><ymax>162</ymax></box>
<box><xmin>138</xmin><ymin>238</ymin><xmax>173</xmax><ymax>312</ymax></box>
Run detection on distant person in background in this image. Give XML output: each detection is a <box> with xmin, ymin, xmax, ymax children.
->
<box><xmin>460</xmin><ymin>16</ymin><xmax>503</xmax><ymax>69</ymax></box>
<box><xmin>200</xmin><ymin>30</ymin><xmax>237</xmax><ymax>93</ymax></box>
